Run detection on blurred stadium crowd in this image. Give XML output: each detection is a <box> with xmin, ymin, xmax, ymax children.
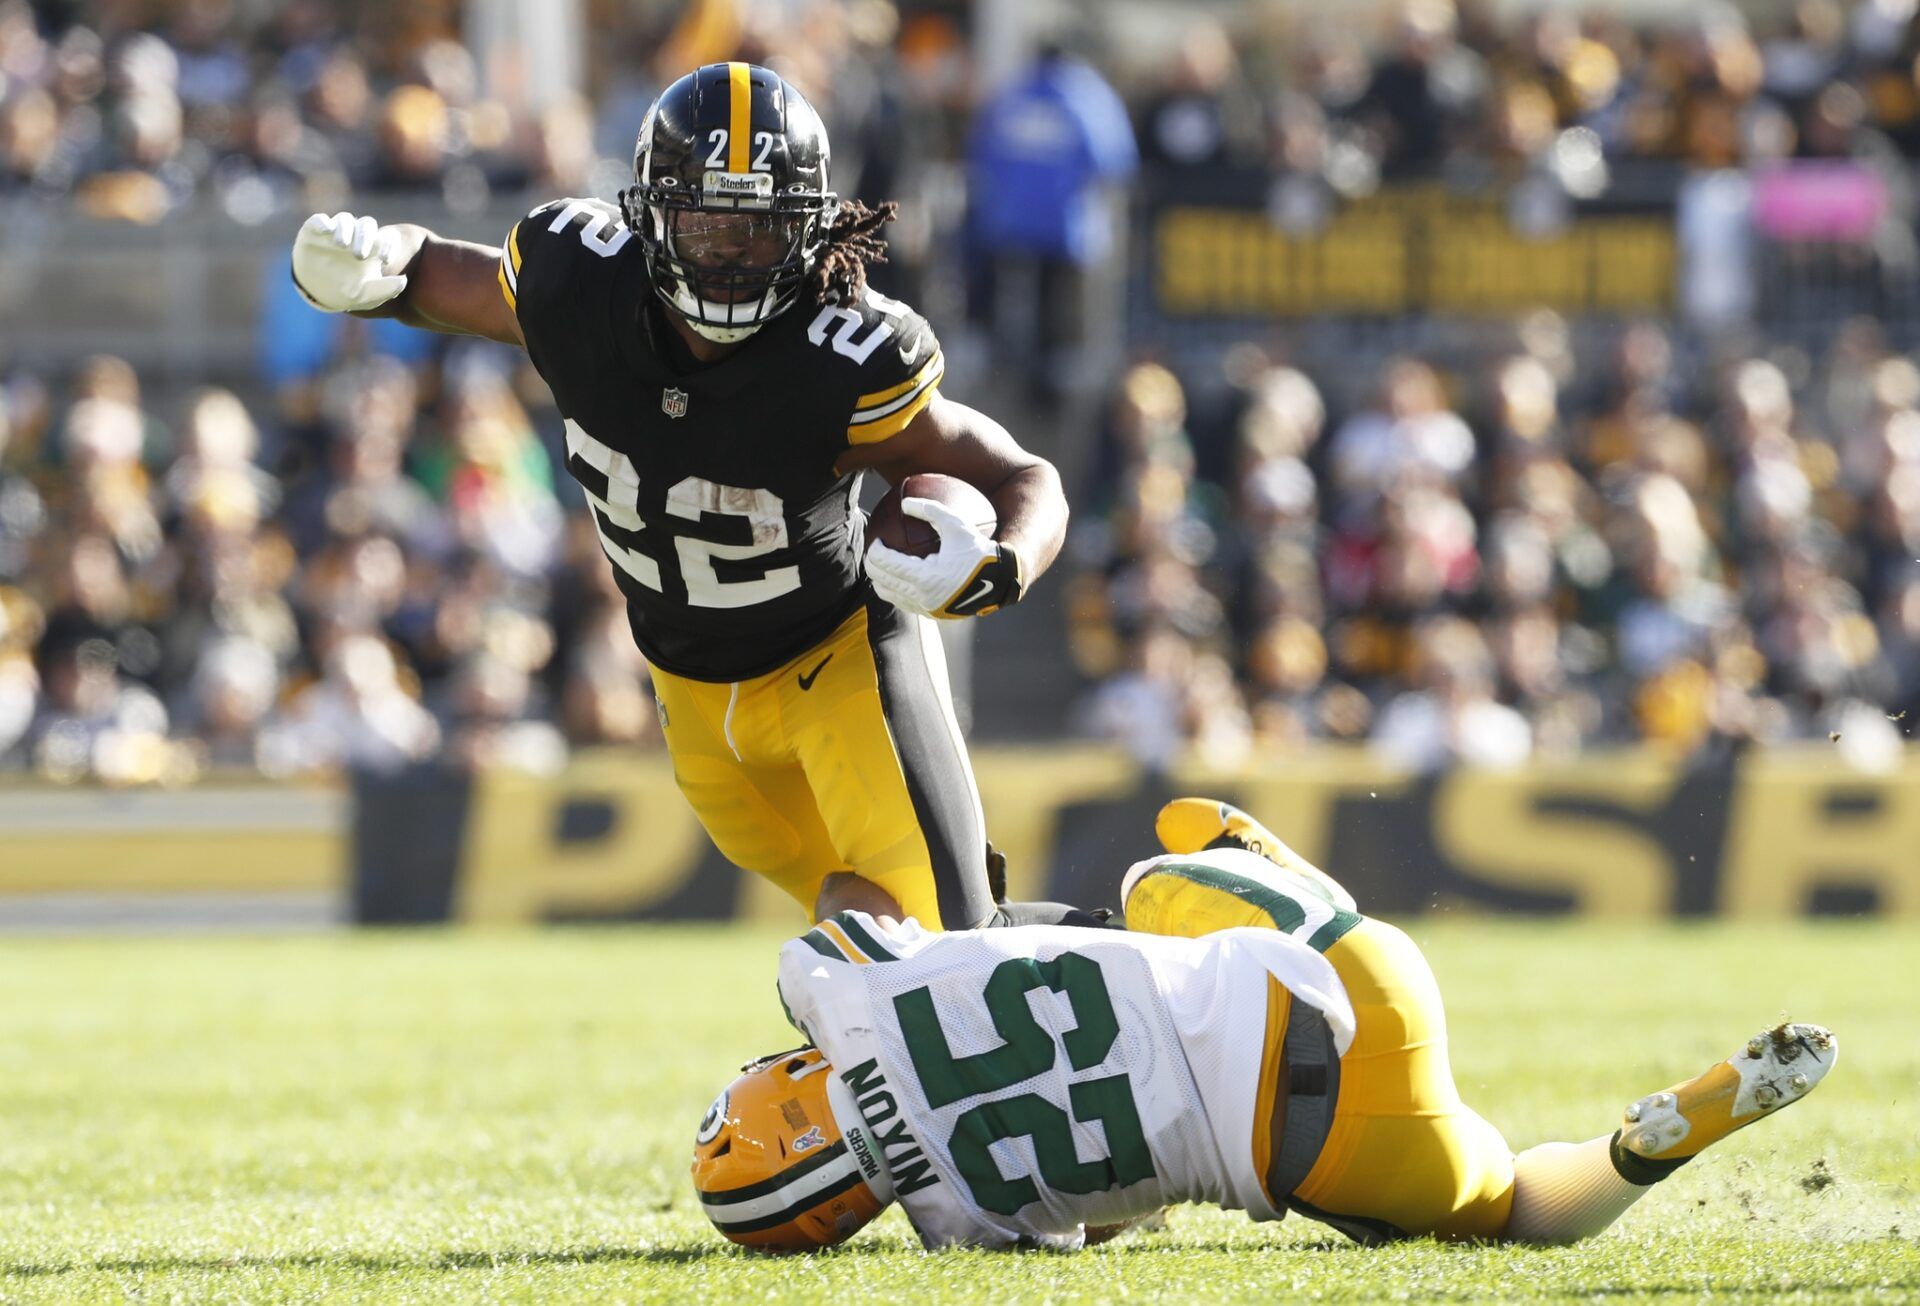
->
<box><xmin>0</xmin><ymin>0</ymin><xmax>938</xmax><ymax>227</ymax></box>
<box><xmin>15</xmin><ymin>0</ymin><xmax>1920</xmax><ymax>216</ymax></box>
<box><xmin>1071</xmin><ymin>332</ymin><xmax>1920</xmax><ymax>773</ymax></box>
<box><xmin>2</xmin><ymin>0</ymin><xmax>1919</xmax><ymax>781</ymax></box>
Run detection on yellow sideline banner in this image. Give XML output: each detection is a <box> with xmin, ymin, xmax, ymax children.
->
<box><xmin>0</xmin><ymin>783</ymin><xmax>345</xmax><ymax>895</ymax></box>
<box><xmin>3</xmin><ymin>749</ymin><xmax>1916</xmax><ymax>922</ymax></box>
<box><xmin>1149</xmin><ymin>182</ymin><xmax>1675</xmax><ymax>318</ymax></box>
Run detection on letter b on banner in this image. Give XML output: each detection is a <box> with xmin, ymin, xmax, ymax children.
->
<box><xmin>1722</xmin><ymin>754</ymin><xmax>1920</xmax><ymax>916</ymax></box>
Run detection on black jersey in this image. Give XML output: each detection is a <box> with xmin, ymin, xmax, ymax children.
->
<box><xmin>499</xmin><ymin>197</ymin><xmax>945</xmax><ymax>682</ymax></box>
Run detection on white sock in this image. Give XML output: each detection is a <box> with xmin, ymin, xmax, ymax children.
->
<box><xmin>1503</xmin><ymin>1135</ymin><xmax>1651</xmax><ymax>1244</ymax></box>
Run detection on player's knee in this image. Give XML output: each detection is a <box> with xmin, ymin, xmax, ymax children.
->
<box><xmin>1331</xmin><ymin>917</ymin><xmax>1439</xmax><ymax>996</ymax></box>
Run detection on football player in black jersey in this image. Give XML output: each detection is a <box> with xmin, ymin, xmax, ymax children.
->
<box><xmin>290</xmin><ymin>62</ymin><xmax>1088</xmax><ymax>932</ymax></box>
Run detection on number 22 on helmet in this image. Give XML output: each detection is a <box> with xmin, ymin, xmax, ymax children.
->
<box><xmin>691</xmin><ymin>1047</ymin><xmax>893</xmax><ymax>1252</ymax></box>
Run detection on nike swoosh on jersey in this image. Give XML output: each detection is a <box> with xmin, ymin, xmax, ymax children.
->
<box><xmin>898</xmin><ymin>337</ymin><xmax>923</xmax><ymax>366</ymax></box>
<box><xmin>798</xmin><ymin>653</ymin><xmax>834</xmax><ymax>690</ymax></box>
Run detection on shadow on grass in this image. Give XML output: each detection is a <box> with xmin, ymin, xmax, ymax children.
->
<box><xmin>1085</xmin><ymin>1234</ymin><xmax>1372</xmax><ymax>1256</ymax></box>
<box><xmin>4</xmin><ymin>1245</ymin><xmax>727</xmax><ymax>1277</ymax></box>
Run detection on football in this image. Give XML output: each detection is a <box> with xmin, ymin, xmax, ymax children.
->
<box><xmin>866</xmin><ymin>473</ymin><xmax>997</xmax><ymax>557</ymax></box>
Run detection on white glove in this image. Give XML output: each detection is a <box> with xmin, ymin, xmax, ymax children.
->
<box><xmin>866</xmin><ymin>497</ymin><xmax>1024</xmax><ymax>619</ymax></box>
<box><xmin>290</xmin><ymin>211</ymin><xmax>409</xmax><ymax>313</ymax></box>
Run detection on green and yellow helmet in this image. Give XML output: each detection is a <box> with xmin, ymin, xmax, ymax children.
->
<box><xmin>691</xmin><ymin>1047</ymin><xmax>892</xmax><ymax>1252</ymax></box>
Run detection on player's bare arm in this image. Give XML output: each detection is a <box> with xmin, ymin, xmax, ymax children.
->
<box><xmin>843</xmin><ymin>395</ymin><xmax>1069</xmax><ymax>622</ymax></box>
<box><xmin>837</xmin><ymin>394</ymin><xmax>1068</xmax><ymax>590</ymax></box>
<box><xmin>289</xmin><ymin>211</ymin><xmax>522</xmax><ymax>346</ymax></box>
<box><xmin>360</xmin><ymin>225</ymin><xmax>523</xmax><ymax>345</ymax></box>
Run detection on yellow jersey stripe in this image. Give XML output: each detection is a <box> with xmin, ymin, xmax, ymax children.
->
<box><xmin>728</xmin><ymin>62</ymin><xmax>751</xmax><ymax>172</ymax></box>
<box><xmin>846</xmin><ymin>361</ymin><xmax>943</xmax><ymax>445</ymax></box>
<box><xmin>799</xmin><ymin>928</ymin><xmax>849</xmax><ymax>963</ymax></box>
<box><xmin>828</xmin><ymin>912</ymin><xmax>898</xmax><ymax>962</ymax></box>
<box><xmin>1249</xmin><ymin>974</ymin><xmax>1292</xmax><ymax>1208</ymax></box>
<box><xmin>497</xmin><ymin>259</ymin><xmax>517</xmax><ymax>312</ymax></box>
<box><xmin>854</xmin><ymin>350</ymin><xmax>943</xmax><ymax>409</ymax></box>
<box><xmin>814</xmin><ymin>918</ymin><xmax>871</xmax><ymax>965</ymax></box>
<box><xmin>508</xmin><ymin>221</ymin><xmax>524</xmax><ymax>275</ymax></box>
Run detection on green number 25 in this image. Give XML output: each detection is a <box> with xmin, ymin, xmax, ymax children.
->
<box><xmin>893</xmin><ymin>952</ymin><xmax>1157</xmax><ymax>1216</ymax></box>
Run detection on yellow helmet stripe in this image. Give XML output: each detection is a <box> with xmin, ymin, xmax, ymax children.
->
<box><xmin>727</xmin><ymin>62</ymin><xmax>751</xmax><ymax>172</ymax></box>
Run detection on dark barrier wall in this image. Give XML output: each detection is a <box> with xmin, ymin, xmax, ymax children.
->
<box><xmin>351</xmin><ymin>747</ymin><xmax>1920</xmax><ymax>924</ymax></box>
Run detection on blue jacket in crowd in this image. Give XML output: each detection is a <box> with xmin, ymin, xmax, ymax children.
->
<box><xmin>966</xmin><ymin>53</ymin><xmax>1139</xmax><ymax>265</ymax></box>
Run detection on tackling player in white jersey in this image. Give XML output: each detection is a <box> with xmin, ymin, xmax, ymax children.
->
<box><xmin>689</xmin><ymin>799</ymin><xmax>1837</xmax><ymax>1252</ymax></box>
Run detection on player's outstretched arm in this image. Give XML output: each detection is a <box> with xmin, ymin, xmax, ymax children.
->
<box><xmin>289</xmin><ymin>211</ymin><xmax>523</xmax><ymax>346</ymax></box>
<box><xmin>839</xmin><ymin>395</ymin><xmax>1068</xmax><ymax>618</ymax></box>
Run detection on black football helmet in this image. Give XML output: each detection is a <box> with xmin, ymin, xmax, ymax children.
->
<box><xmin>619</xmin><ymin>63</ymin><xmax>836</xmax><ymax>342</ymax></box>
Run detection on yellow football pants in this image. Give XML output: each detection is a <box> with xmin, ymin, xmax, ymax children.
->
<box><xmin>650</xmin><ymin>601</ymin><xmax>990</xmax><ymax>929</ymax></box>
<box><xmin>1294</xmin><ymin>918</ymin><xmax>1517</xmax><ymax>1240</ymax></box>
<box><xmin>1128</xmin><ymin>859</ymin><xmax>1517</xmax><ymax>1239</ymax></box>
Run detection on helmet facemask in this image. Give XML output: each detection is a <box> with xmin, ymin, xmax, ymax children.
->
<box><xmin>622</xmin><ymin>172</ymin><xmax>834</xmax><ymax>343</ymax></box>
<box><xmin>668</xmin><ymin>202</ymin><xmax>817</xmax><ymax>341</ymax></box>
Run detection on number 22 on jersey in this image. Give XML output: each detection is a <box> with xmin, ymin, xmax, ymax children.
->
<box><xmin>565</xmin><ymin>419</ymin><xmax>802</xmax><ymax>609</ymax></box>
<box><xmin>892</xmin><ymin>952</ymin><xmax>1159</xmax><ymax>1216</ymax></box>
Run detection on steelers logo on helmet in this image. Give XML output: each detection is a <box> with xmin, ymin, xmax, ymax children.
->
<box><xmin>620</xmin><ymin>62</ymin><xmax>836</xmax><ymax>343</ymax></box>
<box><xmin>690</xmin><ymin>1046</ymin><xmax>891</xmax><ymax>1253</ymax></box>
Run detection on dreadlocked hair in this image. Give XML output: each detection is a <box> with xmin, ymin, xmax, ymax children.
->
<box><xmin>809</xmin><ymin>199</ymin><xmax>896</xmax><ymax>304</ymax></box>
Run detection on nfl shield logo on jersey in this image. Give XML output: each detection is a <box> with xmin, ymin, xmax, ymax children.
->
<box><xmin>661</xmin><ymin>387</ymin><xmax>689</xmax><ymax>418</ymax></box>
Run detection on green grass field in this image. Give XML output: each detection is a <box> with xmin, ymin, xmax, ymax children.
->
<box><xmin>1</xmin><ymin>920</ymin><xmax>1915</xmax><ymax>1304</ymax></box>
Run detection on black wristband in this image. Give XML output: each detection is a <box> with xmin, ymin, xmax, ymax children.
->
<box><xmin>940</xmin><ymin>545</ymin><xmax>1025</xmax><ymax>618</ymax></box>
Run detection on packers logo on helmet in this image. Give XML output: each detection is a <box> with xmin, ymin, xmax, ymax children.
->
<box><xmin>692</xmin><ymin>1047</ymin><xmax>893</xmax><ymax>1253</ymax></box>
<box><xmin>695</xmin><ymin>1091</ymin><xmax>729</xmax><ymax>1146</ymax></box>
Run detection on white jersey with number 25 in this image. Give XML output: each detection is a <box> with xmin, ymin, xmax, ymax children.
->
<box><xmin>776</xmin><ymin>904</ymin><xmax>1356</xmax><ymax>1250</ymax></box>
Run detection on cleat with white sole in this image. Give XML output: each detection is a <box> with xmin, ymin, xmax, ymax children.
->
<box><xmin>1617</xmin><ymin>1022</ymin><xmax>1837</xmax><ymax>1175</ymax></box>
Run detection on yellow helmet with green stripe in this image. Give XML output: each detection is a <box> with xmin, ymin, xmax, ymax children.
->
<box><xmin>692</xmin><ymin>1046</ymin><xmax>892</xmax><ymax>1252</ymax></box>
